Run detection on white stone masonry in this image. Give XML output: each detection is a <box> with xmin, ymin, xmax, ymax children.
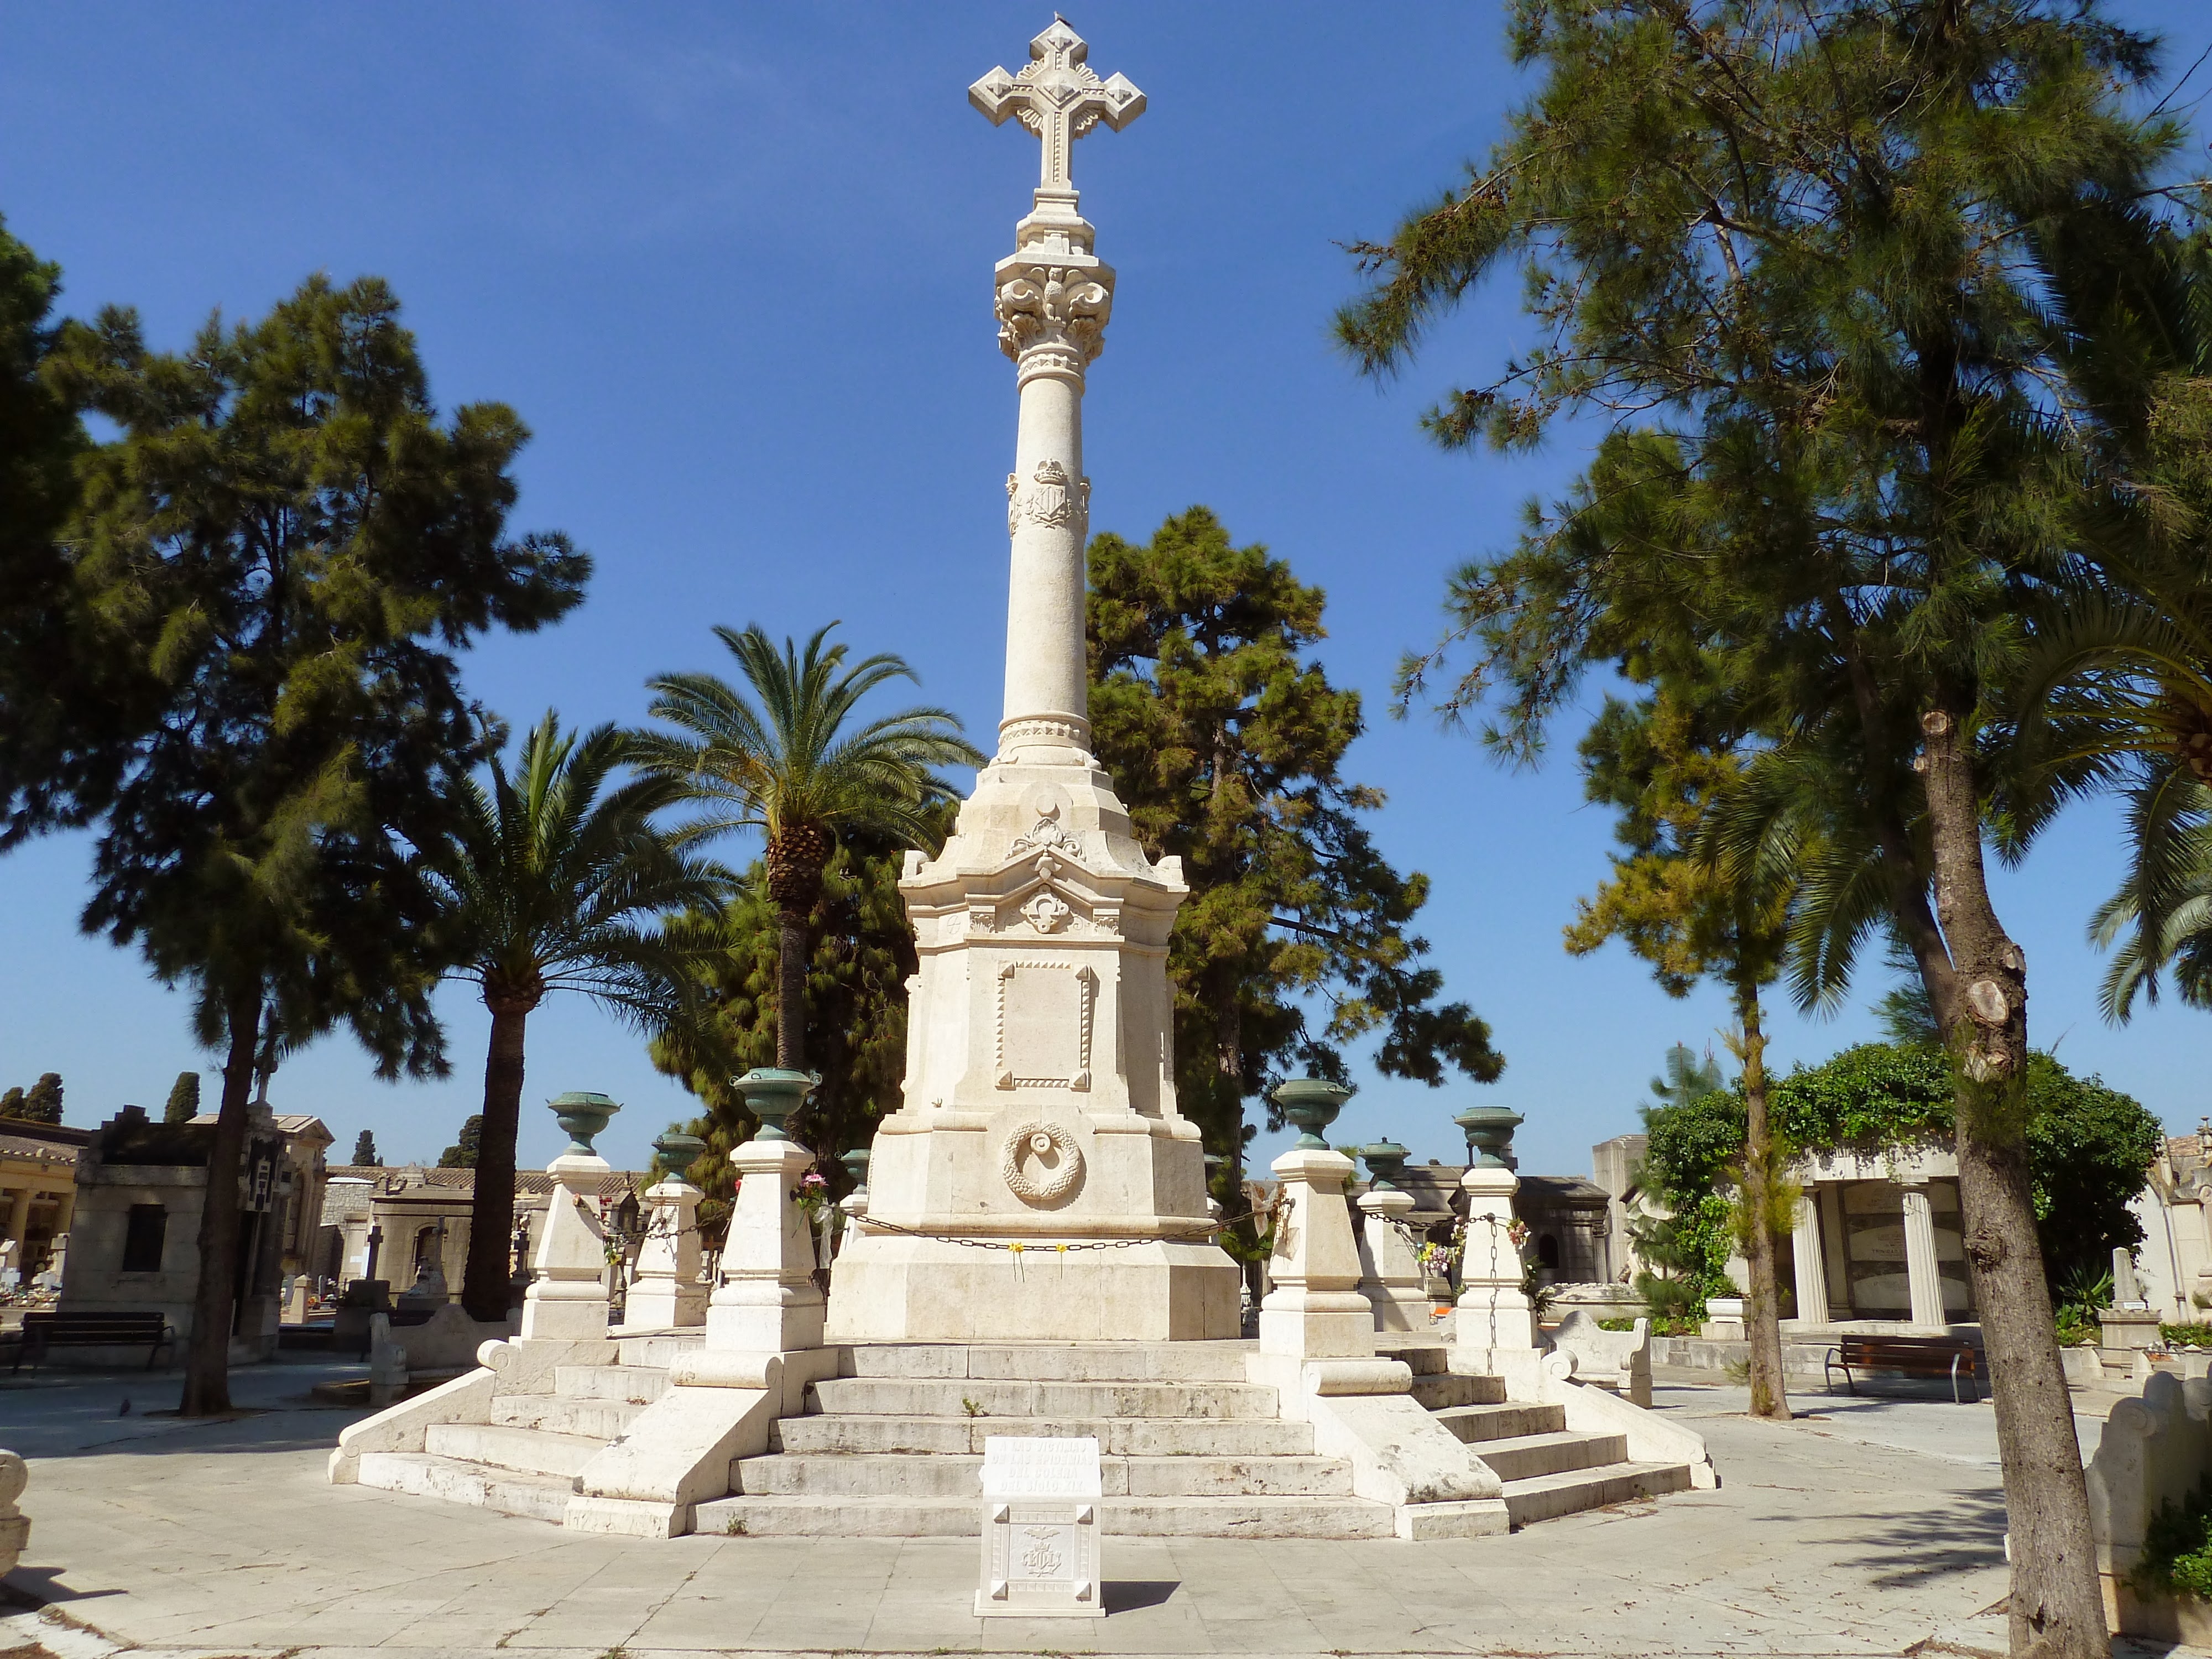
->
<box><xmin>827</xmin><ymin>19</ymin><xmax>1236</xmax><ymax>1344</ymax></box>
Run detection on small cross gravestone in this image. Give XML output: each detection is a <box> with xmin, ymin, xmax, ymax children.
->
<box><xmin>974</xmin><ymin>1436</ymin><xmax>1104</xmax><ymax>1619</ymax></box>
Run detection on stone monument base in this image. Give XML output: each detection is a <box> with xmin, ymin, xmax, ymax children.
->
<box><xmin>826</xmin><ymin>1235</ymin><xmax>1238</xmax><ymax>1344</ymax></box>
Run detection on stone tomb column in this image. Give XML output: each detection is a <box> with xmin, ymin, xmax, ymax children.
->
<box><xmin>824</xmin><ymin>20</ymin><xmax>1236</xmax><ymax>1345</ymax></box>
<box><xmin>1898</xmin><ymin>1180</ymin><xmax>1948</xmax><ymax>1331</ymax></box>
<box><xmin>1791</xmin><ymin>1191</ymin><xmax>1831</xmax><ymax>1328</ymax></box>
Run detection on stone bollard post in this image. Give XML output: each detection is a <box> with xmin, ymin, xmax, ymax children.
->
<box><xmin>1354</xmin><ymin>1142</ymin><xmax>1428</xmax><ymax>1332</ymax></box>
<box><xmin>694</xmin><ymin>1070</ymin><xmax>826</xmax><ymax>1367</ymax></box>
<box><xmin>519</xmin><ymin>1092</ymin><xmax>619</xmax><ymax>1343</ymax></box>
<box><xmin>1452</xmin><ymin>1105</ymin><xmax>1541</xmax><ymax>1392</ymax></box>
<box><xmin>624</xmin><ymin>1131</ymin><xmax>708</xmax><ymax>1331</ymax></box>
<box><xmin>835</xmin><ymin>1148</ymin><xmax>870</xmax><ymax>1260</ymax></box>
<box><xmin>1259</xmin><ymin>1081</ymin><xmax>1376</xmax><ymax>1361</ymax></box>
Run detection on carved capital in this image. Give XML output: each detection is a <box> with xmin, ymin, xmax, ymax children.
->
<box><xmin>997</xmin><ymin>263</ymin><xmax>1114</xmax><ymax>377</ymax></box>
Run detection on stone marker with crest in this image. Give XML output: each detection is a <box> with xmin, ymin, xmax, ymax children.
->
<box><xmin>975</xmin><ymin>1435</ymin><xmax>1104</xmax><ymax>1619</ymax></box>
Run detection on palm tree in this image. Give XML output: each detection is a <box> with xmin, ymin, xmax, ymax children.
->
<box><xmin>425</xmin><ymin>713</ymin><xmax>728</xmax><ymax>1323</ymax></box>
<box><xmin>634</xmin><ymin>624</ymin><xmax>982</xmax><ymax>1071</ymax></box>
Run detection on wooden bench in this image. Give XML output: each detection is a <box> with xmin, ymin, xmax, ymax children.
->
<box><xmin>7</xmin><ymin>1311</ymin><xmax>175</xmax><ymax>1373</ymax></box>
<box><xmin>1824</xmin><ymin>1334</ymin><xmax>1981</xmax><ymax>1404</ymax></box>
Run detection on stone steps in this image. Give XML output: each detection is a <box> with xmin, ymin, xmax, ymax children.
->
<box><xmin>807</xmin><ymin>1375</ymin><xmax>1280</xmax><ymax>1420</ymax></box>
<box><xmin>1433</xmin><ymin>1400</ymin><xmax>1571</xmax><ymax>1444</ymax></box>
<box><xmin>770</xmin><ymin>1411</ymin><xmax>1318</xmax><ymax>1458</ymax></box>
<box><xmin>491</xmin><ymin>1392</ymin><xmax>643</xmax><ymax>1438</ymax></box>
<box><xmin>353</xmin><ymin>1451</ymin><xmax>573</xmax><ymax>1524</ymax></box>
<box><xmin>556</xmin><ymin>1363</ymin><xmax>670</xmax><ymax>1404</ymax></box>
<box><xmin>425</xmin><ymin>1421</ymin><xmax>604</xmax><ymax>1478</ymax></box>
<box><xmin>844</xmin><ymin>1342</ymin><xmax>1253</xmax><ymax>1383</ymax></box>
<box><xmin>1471</xmin><ymin>1431</ymin><xmax>1630</xmax><ymax>1483</ymax></box>
<box><xmin>1499</xmin><ymin>1459</ymin><xmax>1695</xmax><ymax>1527</ymax></box>
<box><xmin>734</xmin><ymin>1451</ymin><xmax>1353</xmax><ymax>1498</ymax></box>
<box><xmin>1408</xmin><ymin>1370</ymin><xmax>1504</xmax><ymax>1410</ymax></box>
<box><xmin>692</xmin><ymin>1491</ymin><xmax>1396</xmax><ymax>1540</ymax></box>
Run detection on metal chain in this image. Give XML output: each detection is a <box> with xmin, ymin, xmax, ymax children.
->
<box><xmin>847</xmin><ymin>1206</ymin><xmax>1270</xmax><ymax>1255</ymax></box>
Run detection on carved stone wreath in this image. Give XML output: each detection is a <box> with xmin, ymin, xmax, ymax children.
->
<box><xmin>1001</xmin><ymin>1121</ymin><xmax>1084</xmax><ymax>1206</ymax></box>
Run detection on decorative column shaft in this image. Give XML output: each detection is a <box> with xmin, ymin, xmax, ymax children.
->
<box><xmin>1899</xmin><ymin>1182</ymin><xmax>1947</xmax><ymax>1330</ymax></box>
<box><xmin>972</xmin><ymin>19</ymin><xmax>1144</xmax><ymax>761</ymax></box>
<box><xmin>1791</xmin><ymin>1192</ymin><xmax>1830</xmax><ymax>1327</ymax></box>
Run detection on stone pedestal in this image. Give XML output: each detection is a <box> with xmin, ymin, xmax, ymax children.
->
<box><xmin>623</xmin><ymin>1175</ymin><xmax>707</xmax><ymax>1331</ymax></box>
<box><xmin>1260</xmin><ymin>1149</ymin><xmax>1375</xmax><ymax>1361</ymax></box>
<box><xmin>1453</xmin><ymin>1162</ymin><xmax>1540</xmax><ymax>1386</ymax></box>
<box><xmin>2099</xmin><ymin>1308</ymin><xmax>2164</xmax><ymax>1351</ymax></box>
<box><xmin>1356</xmin><ymin>1187</ymin><xmax>1428</xmax><ymax>1333</ymax></box>
<box><xmin>519</xmin><ymin>1151</ymin><xmax>613</xmax><ymax>1343</ymax></box>
<box><xmin>707</xmin><ymin>1139</ymin><xmax>826</xmax><ymax>1357</ymax></box>
<box><xmin>975</xmin><ymin>1436</ymin><xmax>1104</xmax><ymax>1619</ymax></box>
<box><xmin>825</xmin><ymin>19</ymin><xmax>1235</xmax><ymax>1345</ymax></box>
<box><xmin>0</xmin><ymin>1448</ymin><xmax>27</xmax><ymax>1576</ymax></box>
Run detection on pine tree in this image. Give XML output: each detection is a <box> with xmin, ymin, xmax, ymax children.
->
<box><xmin>438</xmin><ymin>1114</ymin><xmax>484</xmax><ymax>1170</ymax></box>
<box><xmin>19</xmin><ymin>1073</ymin><xmax>61</xmax><ymax>1125</ymax></box>
<box><xmin>1335</xmin><ymin>4</ymin><xmax>2192</xmax><ymax>1645</ymax></box>
<box><xmin>1087</xmin><ymin>507</ymin><xmax>1502</xmax><ymax>1205</ymax></box>
<box><xmin>49</xmin><ymin>273</ymin><xmax>588</xmax><ymax>1414</ymax></box>
<box><xmin>0</xmin><ymin>1087</ymin><xmax>24</xmax><ymax>1120</ymax></box>
<box><xmin>163</xmin><ymin>1071</ymin><xmax>200</xmax><ymax>1125</ymax></box>
<box><xmin>352</xmin><ymin>1130</ymin><xmax>381</xmax><ymax>1168</ymax></box>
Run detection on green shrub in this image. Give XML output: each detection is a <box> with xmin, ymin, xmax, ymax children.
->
<box><xmin>2164</xmin><ymin>1323</ymin><xmax>2212</xmax><ymax>1350</ymax></box>
<box><xmin>2135</xmin><ymin>1480</ymin><xmax>2212</xmax><ymax>1600</ymax></box>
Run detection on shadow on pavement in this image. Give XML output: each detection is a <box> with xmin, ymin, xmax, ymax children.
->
<box><xmin>1827</xmin><ymin>1486</ymin><xmax>2007</xmax><ymax>1588</ymax></box>
<box><xmin>1104</xmin><ymin>1580</ymin><xmax>1180</xmax><ymax>1613</ymax></box>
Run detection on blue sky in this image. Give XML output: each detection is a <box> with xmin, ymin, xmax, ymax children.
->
<box><xmin>3</xmin><ymin>3</ymin><xmax>2209</xmax><ymax>1180</ymax></box>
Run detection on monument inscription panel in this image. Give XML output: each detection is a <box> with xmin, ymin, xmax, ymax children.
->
<box><xmin>975</xmin><ymin>1436</ymin><xmax>1104</xmax><ymax>1619</ymax></box>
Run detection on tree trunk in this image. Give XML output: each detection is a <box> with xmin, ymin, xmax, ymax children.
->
<box><xmin>180</xmin><ymin>980</ymin><xmax>262</xmax><ymax>1416</ymax></box>
<box><xmin>1736</xmin><ymin>981</ymin><xmax>1791</xmax><ymax>1422</ymax></box>
<box><xmin>778</xmin><ymin>904</ymin><xmax>808</xmax><ymax>1070</ymax></box>
<box><xmin>1920</xmin><ymin>708</ymin><xmax>2107</xmax><ymax>1659</ymax></box>
<box><xmin>461</xmin><ymin>991</ymin><xmax>535</xmax><ymax>1323</ymax></box>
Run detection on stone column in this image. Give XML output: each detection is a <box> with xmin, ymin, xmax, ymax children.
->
<box><xmin>518</xmin><ymin>1149</ymin><xmax>613</xmax><ymax>1343</ymax></box>
<box><xmin>1259</xmin><ymin>1147</ymin><xmax>1376</xmax><ymax>1360</ymax></box>
<box><xmin>1455</xmin><ymin>1162</ymin><xmax>1541</xmax><ymax>1388</ymax></box>
<box><xmin>1899</xmin><ymin>1181</ymin><xmax>1947</xmax><ymax>1330</ymax></box>
<box><xmin>973</xmin><ymin>20</ymin><xmax>1143</xmax><ymax>765</ymax></box>
<box><xmin>623</xmin><ymin>1173</ymin><xmax>706</xmax><ymax>1331</ymax></box>
<box><xmin>1355</xmin><ymin>1186</ymin><xmax>1428</xmax><ymax>1333</ymax></box>
<box><xmin>1791</xmin><ymin>1191</ymin><xmax>1830</xmax><ymax>1327</ymax></box>
<box><xmin>705</xmin><ymin>1136</ymin><xmax>826</xmax><ymax>1358</ymax></box>
<box><xmin>3</xmin><ymin>1187</ymin><xmax>29</xmax><ymax>1249</ymax></box>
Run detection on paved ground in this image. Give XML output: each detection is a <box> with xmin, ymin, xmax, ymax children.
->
<box><xmin>0</xmin><ymin>1360</ymin><xmax>2179</xmax><ymax>1658</ymax></box>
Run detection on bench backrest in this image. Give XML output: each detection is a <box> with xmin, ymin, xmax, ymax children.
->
<box><xmin>1839</xmin><ymin>1335</ymin><xmax>1979</xmax><ymax>1371</ymax></box>
<box><xmin>22</xmin><ymin>1311</ymin><xmax>169</xmax><ymax>1338</ymax></box>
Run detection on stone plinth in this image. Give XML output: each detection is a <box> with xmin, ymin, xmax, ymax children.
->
<box><xmin>623</xmin><ymin>1175</ymin><xmax>706</xmax><ymax>1331</ymax></box>
<box><xmin>975</xmin><ymin>1435</ymin><xmax>1104</xmax><ymax>1619</ymax></box>
<box><xmin>518</xmin><ymin>1151</ymin><xmax>611</xmax><ymax>1343</ymax></box>
<box><xmin>1259</xmin><ymin>1148</ymin><xmax>1375</xmax><ymax>1361</ymax></box>
<box><xmin>1454</xmin><ymin>1162</ymin><xmax>1540</xmax><ymax>1388</ymax></box>
<box><xmin>1356</xmin><ymin>1187</ymin><xmax>1429</xmax><ymax>1332</ymax></box>
<box><xmin>706</xmin><ymin>1139</ymin><xmax>825</xmax><ymax>1357</ymax></box>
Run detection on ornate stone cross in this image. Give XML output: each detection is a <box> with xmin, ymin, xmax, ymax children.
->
<box><xmin>969</xmin><ymin>17</ymin><xmax>1145</xmax><ymax>197</ymax></box>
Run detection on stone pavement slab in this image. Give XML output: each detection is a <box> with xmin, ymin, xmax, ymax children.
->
<box><xmin>0</xmin><ymin>1368</ymin><xmax>2183</xmax><ymax>1657</ymax></box>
